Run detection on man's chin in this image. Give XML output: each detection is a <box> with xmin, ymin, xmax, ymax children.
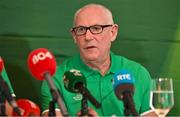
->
<box><xmin>83</xmin><ymin>55</ymin><xmax>99</xmax><ymax>61</ymax></box>
<box><xmin>80</xmin><ymin>51</ymin><xmax>100</xmax><ymax>60</ymax></box>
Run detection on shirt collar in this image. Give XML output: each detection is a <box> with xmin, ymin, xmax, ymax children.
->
<box><xmin>108</xmin><ymin>51</ymin><xmax>122</xmax><ymax>74</ymax></box>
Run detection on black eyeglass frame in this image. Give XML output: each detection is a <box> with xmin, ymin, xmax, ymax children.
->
<box><xmin>71</xmin><ymin>24</ymin><xmax>113</xmax><ymax>36</ymax></box>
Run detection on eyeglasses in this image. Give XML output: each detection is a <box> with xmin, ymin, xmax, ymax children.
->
<box><xmin>71</xmin><ymin>24</ymin><xmax>113</xmax><ymax>36</ymax></box>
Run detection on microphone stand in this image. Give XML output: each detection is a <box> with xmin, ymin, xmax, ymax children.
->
<box><xmin>0</xmin><ymin>93</ymin><xmax>6</xmax><ymax>116</ymax></box>
<box><xmin>77</xmin><ymin>84</ymin><xmax>101</xmax><ymax>109</ymax></box>
<box><xmin>0</xmin><ymin>77</ymin><xmax>21</xmax><ymax>116</ymax></box>
<box><xmin>79</xmin><ymin>85</ymin><xmax>100</xmax><ymax>116</ymax></box>
<box><xmin>48</xmin><ymin>99</ymin><xmax>56</xmax><ymax>116</ymax></box>
<box><xmin>123</xmin><ymin>95</ymin><xmax>130</xmax><ymax>116</ymax></box>
<box><xmin>44</xmin><ymin>72</ymin><xmax>68</xmax><ymax>116</ymax></box>
<box><xmin>123</xmin><ymin>92</ymin><xmax>138</xmax><ymax>116</ymax></box>
<box><xmin>80</xmin><ymin>94</ymin><xmax>89</xmax><ymax>116</ymax></box>
<box><xmin>0</xmin><ymin>76</ymin><xmax>6</xmax><ymax>116</ymax></box>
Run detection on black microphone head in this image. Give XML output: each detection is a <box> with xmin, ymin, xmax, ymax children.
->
<box><xmin>63</xmin><ymin>69</ymin><xmax>86</xmax><ymax>93</ymax></box>
<box><xmin>115</xmin><ymin>84</ymin><xmax>134</xmax><ymax>100</ymax></box>
<box><xmin>113</xmin><ymin>70</ymin><xmax>135</xmax><ymax>100</ymax></box>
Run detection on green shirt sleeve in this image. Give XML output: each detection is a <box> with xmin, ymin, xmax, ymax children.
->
<box><xmin>138</xmin><ymin>66</ymin><xmax>151</xmax><ymax>114</ymax></box>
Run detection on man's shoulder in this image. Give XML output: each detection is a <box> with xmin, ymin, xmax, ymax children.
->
<box><xmin>56</xmin><ymin>54</ymin><xmax>79</xmax><ymax>71</ymax></box>
<box><xmin>112</xmin><ymin>53</ymin><xmax>151</xmax><ymax>81</ymax></box>
<box><xmin>60</xmin><ymin>54</ymin><xmax>79</xmax><ymax>66</ymax></box>
<box><xmin>112</xmin><ymin>53</ymin><xmax>141</xmax><ymax>67</ymax></box>
<box><xmin>112</xmin><ymin>53</ymin><xmax>149</xmax><ymax>73</ymax></box>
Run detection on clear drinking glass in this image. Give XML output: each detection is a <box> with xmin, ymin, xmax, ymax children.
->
<box><xmin>150</xmin><ymin>78</ymin><xmax>174</xmax><ymax>117</ymax></box>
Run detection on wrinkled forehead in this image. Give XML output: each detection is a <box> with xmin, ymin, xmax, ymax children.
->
<box><xmin>74</xmin><ymin>6</ymin><xmax>113</xmax><ymax>26</ymax></box>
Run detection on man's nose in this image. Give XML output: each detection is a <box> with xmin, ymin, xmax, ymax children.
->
<box><xmin>85</xmin><ymin>29</ymin><xmax>94</xmax><ymax>41</ymax></box>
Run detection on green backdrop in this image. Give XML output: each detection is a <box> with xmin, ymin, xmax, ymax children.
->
<box><xmin>0</xmin><ymin>0</ymin><xmax>179</xmax><ymax>115</ymax></box>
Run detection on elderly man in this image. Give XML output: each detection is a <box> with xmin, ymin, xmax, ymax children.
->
<box><xmin>41</xmin><ymin>3</ymin><xmax>156</xmax><ymax>116</ymax></box>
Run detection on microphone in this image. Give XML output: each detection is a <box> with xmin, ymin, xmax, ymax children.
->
<box><xmin>113</xmin><ymin>70</ymin><xmax>138</xmax><ymax>116</ymax></box>
<box><xmin>0</xmin><ymin>57</ymin><xmax>21</xmax><ymax>116</ymax></box>
<box><xmin>63</xmin><ymin>69</ymin><xmax>101</xmax><ymax>108</ymax></box>
<box><xmin>0</xmin><ymin>56</ymin><xmax>4</xmax><ymax>73</ymax></box>
<box><xmin>27</xmin><ymin>48</ymin><xmax>68</xmax><ymax>116</ymax></box>
<box><xmin>12</xmin><ymin>99</ymin><xmax>40</xmax><ymax>116</ymax></box>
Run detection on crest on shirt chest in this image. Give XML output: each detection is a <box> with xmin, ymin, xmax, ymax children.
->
<box><xmin>73</xmin><ymin>93</ymin><xmax>82</xmax><ymax>101</ymax></box>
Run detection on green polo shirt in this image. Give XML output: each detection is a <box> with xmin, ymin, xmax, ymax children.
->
<box><xmin>1</xmin><ymin>68</ymin><xmax>14</xmax><ymax>95</ymax></box>
<box><xmin>41</xmin><ymin>52</ymin><xmax>151</xmax><ymax>116</ymax></box>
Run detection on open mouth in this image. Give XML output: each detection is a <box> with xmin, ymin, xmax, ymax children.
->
<box><xmin>85</xmin><ymin>46</ymin><xmax>96</xmax><ymax>49</ymax></box>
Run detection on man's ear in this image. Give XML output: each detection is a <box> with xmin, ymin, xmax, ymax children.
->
<box><xmin>110</xmin><ymin>24</ymin><xmax>118</xmax><ymax>42</ymax></box>
<box><xmin>70</xmin><ymin>30</ymin><xmax>77</xmax><ymax>43</ymax></box>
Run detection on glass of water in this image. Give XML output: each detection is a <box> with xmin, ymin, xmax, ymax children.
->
<box><xmin>150</xmin><ymin>78</ymin><xmax>174</xmax><ymax>117</ymax></box>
